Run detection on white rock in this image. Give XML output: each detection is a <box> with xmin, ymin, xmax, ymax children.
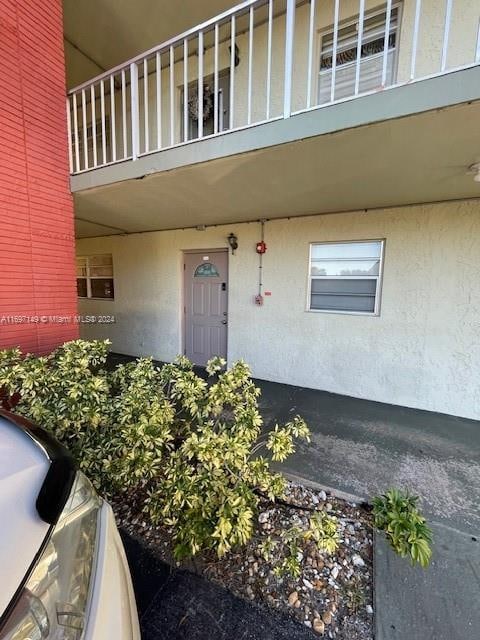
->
<box><xmin>366</xmin><ymin>605</ymin><xmax>374</xmax><ymax>615</ymax></box>
<box><xmin>303</xmin><ymin>579</ymin><xmax>314</xmax><ymax>589</ymax></box>
<box><xmin>352</xmin><ymin>554</ymin><xmax>365</xmax><ymax>567</ymax></box>
<box><xmin>258</xmin><ymin>512</ymin><xmax>270</xmax><ymax>524</ymax></box>
<box><xmin>331</xmin><ymin>566</ymin><xmax>339</xmax><ymax>579</ymax></box>
<box><xmin>319</xmin><ymin>490</ymin><xmax>327</xmax><ymax>502</ymax></box>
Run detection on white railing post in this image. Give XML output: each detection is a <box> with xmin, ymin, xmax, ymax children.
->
<box><xmin>184</xmin><ymin>38</ymin><xmax>189</xmax><ymax>141</ymax></box>
<box><xmin>100</xmin><ymin>80</ymin><xmax>107</xmax><ymax>165</ymax></box>
<box><xmin>144</xmin><ymin>58</ymin><xmax>149</xmax><ymax>152</ymax></box>
<box><xmin>476</xmin><ymin>19</ymin><xmax>480</xmax><ymax>62</ymax></box>
<box><xmin>198</xmin><ymin>31</ymin><xmax>204</xmax><ymax>139</ymax></box>
<box><xmin>169</xmin><ymin>46</ymin><xmax>175</xmax><ymax>145</ymax></box>
<box><xmin>110</xmin><ymin>75</ymin><xmax>117</xmax><ymax>162</ymax></box>
<box><xmin>229</xmin><ymin>15</ymin><xmax>236</xmax><ymax>129</ymax></box>
<box><xmin>330</xmin><ymin>0</ymin><xmax>340</xmax><ymax>103</ymax></box>
<box><xmin>355</xmin><ymin>0</ymin><xmax>365</xmax><ymax>96</ymax></box>
<box><xmin>410</xmin><ymin>0</ymin><xmax>422</xmax><ymax>80</ymax></box>
<box><xmin>247</xmin><ymin>6</ymin><xmax>254</xmax><ymax>125</ymax></box>
<box><xmin>306</xmin><ymin>0</ymin><xmax>316</xmax><ymax>108</ymax></box>
<box><xmin>283</xmin><ymin>0</ymin><xmax>296</xmax><ymax>118</ymax></box>
<box><xmin>214</xmin><ymin>24</ymin><xmax>219</xmax><ymax>134</ymax></box>
<box><xmin>441</xmin><ymin>0</ymin><xmax>453</xmax><ymax>72</ymax></box>
<box><xmin>66</xmin><ymin>97</ymin><xmax>73</xmax><ymax>174</ymax></box>
<box><xmin>130</xmin><ymin>63</ymin><xmax>140</xmax><ymax>160</ymax></box>
<box><xmin>81</xmin><ymin>89</ymin><xmax>88</xmax><ymax>170</ymax></box>
<box><xmin>381</xmin><ymin>0</ymin><xmax>393</xmax><ymax>87</ymax></box>
<box><xmin>266</xmin><ymin>0</ymin><xmax>273</xmax><ymax>118</ymax></box>
<box><xmin>155</xmin><ymin>53</ymin><xmax>162</xmax><ymax>150</ymax></box>
<box><xmin>72</xmin><ymin>93</ymin><xmax>80</xmax><ymax>173</ymax></box>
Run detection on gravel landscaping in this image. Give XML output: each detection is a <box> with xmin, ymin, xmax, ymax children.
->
<box><xmin>113</xmin><ymin>481</ymin><xmax>374</xmax><ymax>639</ymax></box>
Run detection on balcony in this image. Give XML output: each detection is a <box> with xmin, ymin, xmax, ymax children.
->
<box><xmin>68</xmin><ymin>0</ymin><xmax>480</xmax><ymax>237</ymax></box>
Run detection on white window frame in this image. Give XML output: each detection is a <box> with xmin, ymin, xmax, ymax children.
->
<box><xmin>316</xmin><ymin>2</ymin><xmax>403</xmax><ymax>103</ymax></box>
<box><xmin>77</xmin><ymin>254</ymin><xmax>114</xmax><ymax>300</ymax></box>
<box><xmin>306</xmin><ymin>239</ymin><xmax>385</xmax><ymax>316</ymax></box>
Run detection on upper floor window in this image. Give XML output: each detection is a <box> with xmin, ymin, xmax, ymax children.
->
<box><xmin>76</xmin><ymin>255</ymin><xmax>114</xmax><ymax>299</ymax></box>
<box><xmin>318</xmin><ymin>5</ymin><xmax>400</xmax><ymax>104</ymax></box>
<box><xmin>309</xmin><ymin>240</ymin><xmax>384</xmax><ymax>315</ymax></box>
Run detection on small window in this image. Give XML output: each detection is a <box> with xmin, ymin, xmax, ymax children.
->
<box><xmin>194</xmin><ymin>262</ymin><xmax>220</xmax><ymax>277</ymax></box>
<box><xmin>318</xmin><ymin>5</ymin><xmax>399</xmax><ymax>104</ymax></box>
<box><xmin>309</xmin><ymin>240</ymin><xmax>384</xmax><ymax>314</ymax></box>
<box><xmin>76</xmin><ymin>255</ymin><xmax>114</xmax><ymax>299</ymax></box>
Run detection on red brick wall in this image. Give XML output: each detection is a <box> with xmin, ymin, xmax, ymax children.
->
<box><xmin>0</xmin><ymin>0</ymin><xmax>78</xmax><ymax>353</ymax></box>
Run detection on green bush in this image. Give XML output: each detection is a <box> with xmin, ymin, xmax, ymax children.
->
<box><xmin>372</xmin><ymin>489</ymin><xmax>433</xmax><ymax>567</ymax></box>
<box><xmin>0</xmin><ymin>340</ymin><xmax>310</xmax><ymax>559</ymax></box>
<box><xmin>0</xmin><ymin>339</ymin><xmax>432</xmax><ymax>568</ymax></box>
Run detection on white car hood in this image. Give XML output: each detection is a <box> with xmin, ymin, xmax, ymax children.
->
<box><xmin>0</xmin><ymin>416</ymin><xmax>50</xmax><ymax>617</ymax></box>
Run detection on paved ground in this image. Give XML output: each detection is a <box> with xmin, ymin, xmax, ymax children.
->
<box><xmin>257</xmin><ymin>380</ymin><xmax>480</xmax><ymax>535</ymax></box>
<box><xmin>375</xmin><ymin>526</ymin><xmax>479</xmax><ymax>640</ymax></box>
<box><xmin>121</xmin><ymin>532</ymin><xmax>316</xmax><ymax>640</ymax></box>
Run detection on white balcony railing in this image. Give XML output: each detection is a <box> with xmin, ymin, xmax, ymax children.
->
<box><xmin>67</xmin><ymin>0</ymin><xmax>480</xmax><ymax>175</ymax></box>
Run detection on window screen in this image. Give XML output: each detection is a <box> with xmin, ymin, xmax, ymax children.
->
<box><xmin>309</xmin><ymin>241</ymin><xmax>384</xmax><ymax>314</ymax></box>
<box><xmin>318</xmin><ymin>6</ymin><xmax>399</xmax><ymax>104</ymax></box>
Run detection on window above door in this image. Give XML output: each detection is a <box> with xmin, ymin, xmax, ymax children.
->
<box><xmin>194</xmin><ymin>262</ymin><xmax>220</xmax><ymax>277</ymax></box>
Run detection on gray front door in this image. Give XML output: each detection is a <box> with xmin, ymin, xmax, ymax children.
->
<box><xmin>184</xmin><ymin>250</ymin><xmax>228</xmax><ymax>367</ymax></box>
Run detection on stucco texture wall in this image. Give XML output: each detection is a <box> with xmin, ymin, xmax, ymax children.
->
<box><xmin>77</xmin><ymin>200</ymin><xmax>480</xmax><ymax>420</ymax></box>
<box><xmin>0</xmin><ymin>0</ymin><xmax>78</xmax><ymax>353</ymax></box>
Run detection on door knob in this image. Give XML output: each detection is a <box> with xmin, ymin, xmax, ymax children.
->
<box><xmin>221</xmin><ymin>320</ymin><xmax>227</xmax><ymax>325</ymax></box>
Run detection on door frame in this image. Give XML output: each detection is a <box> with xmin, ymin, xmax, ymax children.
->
<box><xmin>181</xmin><ymin>248</ymin><xmax>229</xmax><ymax>363</ymax></box>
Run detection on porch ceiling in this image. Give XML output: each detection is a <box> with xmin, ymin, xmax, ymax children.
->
<box><xmin>63</xmin><ymin>0</ymin><xmax>236</xmax><ymax>89</ymax></box>
<box><xmin>74</xmin><ymin>100</ymin><xmax>480</xmax><ymax>238</ymax></box>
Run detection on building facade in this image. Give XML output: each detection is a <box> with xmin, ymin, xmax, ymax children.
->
<box><xmin>3</xmin><ymin>0</ymin><xmax>479</xmax><ymax>419</ymax></box>
<box><xmin>68</xmin><ymin>0</ymin><xmax>480</xmax><ymax>420</ymax></box>
<box><xmin>0</xmin><ymin>0</ymin><xmax>78</xmax><ymax>353</ymax></box>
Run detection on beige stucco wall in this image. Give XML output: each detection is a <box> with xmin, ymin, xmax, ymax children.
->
<box><xmin>76</xmin><ymin>0</ymin><xmax>480</xmax><ymax>162</ymax></box>
<box><xmin>76</xmin><ymin>199</ymin><xmax>480</xmax><ymax>420</ymax></box>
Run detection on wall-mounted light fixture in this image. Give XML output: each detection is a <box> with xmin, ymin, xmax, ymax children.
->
<box><xmin>228</xmin><ymin>233</ymin><xmax>238</xmax><ymax>255</ymax></box>
<box><xmin>468</xmin><ymin>163</ymin><xmax>480</xmax><ymax>183</ymax></box>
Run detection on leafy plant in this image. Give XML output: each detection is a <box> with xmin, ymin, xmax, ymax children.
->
<box><xmin>272</xmin><ymin>526</ymin><xmax>303</xmax><ymax>578</ymax></box>
<box><xmin>304</xmin><ymin>511</ymin><xmax>339</xmax><ymax>554</ymax></box>
<box><xmin>372</xmin><ymin>489</ymin><xmax>433</xmax><ymax>567</ymax></box>
<box><xmin>273</xmin><ymin>554</ymin><xmax>302</xmax><ymax>579</ymax></box>
<box><xmin>258</xmin><ymin>535</ymin><xmax>278</xmax><ymax>562</ymax></box>
<box><xmin>0</xmin><ymin>339</ymin><xmax>310</xmax><ymax>560</ymax></box>
<box><xmin>342</xmin><ymin>575</ymin><xmax>366</xmax><ymax>613</ymax></box>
